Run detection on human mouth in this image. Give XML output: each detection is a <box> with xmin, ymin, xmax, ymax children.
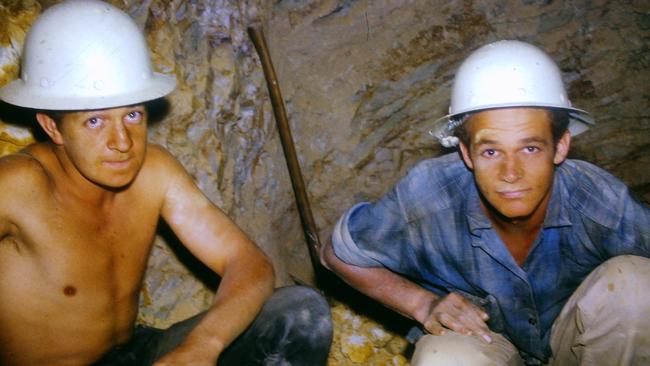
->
<box><xmin>103</xmin><ymin>158</ymin><xmax>132</xmax><ymax>169</ymax></box>
<box><xmin>498</xmin><ymin>189</ymin><xmax>529</xmax><ymax>199</ymax></box>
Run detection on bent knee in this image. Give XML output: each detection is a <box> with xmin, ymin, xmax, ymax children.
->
<box><xmin>412</xmin><ymin>333</ymin><xmax>521</xmax><ymax>366</ymax></box>
<box><xmin>588</xmin><ymin>255</ymin><xmax>650</xmax><ymax>315</ymax></box>
<box><xmin>276</xmin><ymin>286</ymin><xmax>330</xmax><ymax>317</ymax></box>
<box><xmin>273</xmin><ymin>286</ymin><xmax>332</xmax><ymax>338</ymax></box>
<box><xmin>599</xmin><ymin>255</ymin><xmax>650</xmax><ymax>273</ymax></box>
<box><xmin>593</xmin><ymin>255</ymin><xmax>650</xmax><ymax>291</ymax></box>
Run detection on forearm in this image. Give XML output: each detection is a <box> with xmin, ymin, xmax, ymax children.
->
<box><xmin>156</xmin><ymin>150</ymin><xmax>277</xmax><ymax>364</ymax></box>
<box><xmin>179</xmin><ymin>251</ymin><xmax>275</xmax><ymax>359</ymax></box>
<box><xmin>321</xmin><ymin>240</ymin><xmax>436</xmax><ymax>324</ymax></box>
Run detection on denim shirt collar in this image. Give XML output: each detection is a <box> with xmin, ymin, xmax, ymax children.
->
<box><xmin>466</xmin><ymin>172</ymin><xmax>573</xmax><ymax>236</ymax></box>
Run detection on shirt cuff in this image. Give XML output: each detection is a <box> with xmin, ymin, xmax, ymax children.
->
<box><xmin>331</xmin><ymin>202</ymin><xmax>382</xmax><ymax>268</ymax></box>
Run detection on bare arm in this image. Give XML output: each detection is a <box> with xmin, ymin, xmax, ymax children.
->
<box><xmin>153</xmin><ymin>148</ymin><xmax>274</xmax><ymax>365</ymax></box>
<box><xmin>0</xmin><ymin>156</ymin><xmax>19</xmax><ymax>239</ymax></box>
<box><xmin>0</xmin><ymin>153</ymin><xmax>46</xmax><ymax>242</ymax></box>
<box><xmin>321</xmin><ymin>239</ymin><xmax>492</xmax><ymax>342</ymax></box>
<box><xmin>0</xmin><ymin>168</ymin><xmax>11</xmax><ymax>235</ymax></box>
<box><xmin>0</xmin><ymin>214</ymin><xmax>10</xmax><ymax>241</ymax></box>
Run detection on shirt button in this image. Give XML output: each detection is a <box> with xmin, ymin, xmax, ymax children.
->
<box><xmin>528</xmin><ymin>317</ymin><xmax>537</xmax><ymax>325</ymax></box>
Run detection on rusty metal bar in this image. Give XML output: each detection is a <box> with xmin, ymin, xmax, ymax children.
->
<box><xmin>247</xmin><ymin>26</ymin><xmax>322</xmax><ymax>271</ymax></box>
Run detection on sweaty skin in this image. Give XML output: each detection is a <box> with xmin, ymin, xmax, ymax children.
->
<box><xmin>322</xmin><ymin>107</ymin><xmax>570</xmax><ymax>344</ymax></box>
<box><xmin>0</xmin><ymin>106</ymin><xmax>274</xmax><ymax>365</ymax></box>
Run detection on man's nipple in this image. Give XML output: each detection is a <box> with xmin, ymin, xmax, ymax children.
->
<box><xmin>63</xmin><ymin>285</ymin><xmax>77</xmax><ymax>296</ymax></box>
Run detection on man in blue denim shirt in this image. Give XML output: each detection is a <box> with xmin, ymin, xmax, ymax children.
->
<box><xmin>321</xmin><ymin>40</ymin><xmax>650</xmax><ymax>365</ymax></box>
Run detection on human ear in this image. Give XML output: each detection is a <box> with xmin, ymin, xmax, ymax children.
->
<box><xmin>553</xmin><ymin>130</ymin><xmax>571</xmax><ymax>165</ymax></box>
<box><xmin>35</xmin><ymin>113</ymin><xmax>64</xmax><ymax>145</ymax></box>
<box><xmin>459</xmin><ymin>141</ymin><xmax>474</xmax><ymax>170</ymax></box>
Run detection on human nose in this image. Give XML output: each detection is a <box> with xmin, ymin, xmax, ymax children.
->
<box><xmin>107</xmin><ymin>121</ymin><xmax>133</xmax><ymax>152</ymax></box>
<box><xmin>500</xmin><ymin>155</ymin><xmax>522</xmax><ymax>183</ymax></box>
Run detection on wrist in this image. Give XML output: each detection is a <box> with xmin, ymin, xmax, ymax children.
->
<box><xmin>411</xmin><ymin>291</ymin><xmax>438</xmax><ymax>325</ymax></box>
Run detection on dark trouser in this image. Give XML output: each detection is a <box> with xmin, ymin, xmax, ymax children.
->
<box><xmin>93</xmin><ymin>286</ymin><xmax>333</xmax><ymax>365</ymax></box>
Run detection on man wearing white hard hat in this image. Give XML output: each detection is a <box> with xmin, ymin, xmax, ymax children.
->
<box><xmin>0</xmin><ymin>1</ymin><xmax>332</xmax><ymax>365</ymax></box>
<box><xmin>322</xmin><ymin>40</ymin><xmax>650</xmax><ymax>365</ymax></box>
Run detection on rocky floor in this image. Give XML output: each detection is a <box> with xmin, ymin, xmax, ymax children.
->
<box><xmin>327</xmin><ymin>299</ymin><xmax>411</xmax><ymax>366</ymax></box>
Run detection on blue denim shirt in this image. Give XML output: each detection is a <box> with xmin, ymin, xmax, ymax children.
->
<box><xmin>331</xmin><ymin>153</ymin><xmax>650</xmax><ymax>364</ymax></box>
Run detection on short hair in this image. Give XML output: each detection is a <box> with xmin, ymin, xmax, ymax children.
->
<box><xmin>39</xmin><ymin>99</ymin><xmax>168</xmax><ymax>125</ymax></box>
<box><xmin>43</xmin><ymin>110</ymin><xmax>66</xmax><ymax>124</ymax></box>
<box><xmin>453</xmin><ymin>108</ymin><xmax>570</xmax><ymax>148</ymax></box>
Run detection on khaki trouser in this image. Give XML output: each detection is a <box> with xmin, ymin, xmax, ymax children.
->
<box><xmin>411</xmin><ymin>255</ymin><xmax>650</xmax><ymax>366</ymax></box>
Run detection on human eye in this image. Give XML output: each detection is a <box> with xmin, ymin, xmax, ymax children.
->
<box><xmin>125</xmin><ymin>110</ymin><xmax>143</xmax><ymax>124</ymax></box>
<box><xmin>481</xmin><ymin>148</ymin><xmax>498</xmax><ymax>158</ymax></box>
<box><xmin>524</xmin><ymin>146</ymin><xmax>540</xmax><ymax>153</ymax></box>
<box><xmin>85</xmin><ymin>117</ymin><xmax>103</xmax><ymax>129</ymax></box>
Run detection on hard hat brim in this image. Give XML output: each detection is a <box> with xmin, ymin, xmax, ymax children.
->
<box><xmin>0</xmin><ymin>72</ymin><xmax>176</xmax><ymax>111</ymax></box>
<box><xmin>430</xmin><ymin>104</ymin><xmax>595</xmax><ymax>146</ymax></box>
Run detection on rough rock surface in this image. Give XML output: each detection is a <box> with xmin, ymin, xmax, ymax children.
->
<box><xmin>328</xmin><ymin>299</ymin><xmax>411</xmax><ymax>365</ymax></box>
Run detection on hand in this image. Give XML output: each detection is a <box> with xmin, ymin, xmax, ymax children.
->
<box><xmin>153</xmin><ymin>342</ymin><xmax>220</xmax><ymax>366</ymax></box>
<box><xmin>422</xmin><ymin>292</ymin><xmax>492</xmax><ymax>343</ymax></box>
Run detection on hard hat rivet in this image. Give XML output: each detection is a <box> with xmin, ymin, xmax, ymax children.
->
<box><xmin>0</xmin><ymin>0</ymin><xmax>176</xmax><ymax>109</ymax></box>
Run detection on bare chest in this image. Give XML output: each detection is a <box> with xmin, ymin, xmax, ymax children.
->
<box><xmin>7</xmin><ymin>192</ymin><xmax>161</xmax><ymax>290</ymax></box>
<box><xmin>0</xmin><ymin>192</ymin><xmax>163</xmax><ymax>362</ymax></box>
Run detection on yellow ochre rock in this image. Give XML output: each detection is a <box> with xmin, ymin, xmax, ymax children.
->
<box><xmin>328</xmin><ymin>300</ymin><xmax>411</xmax><ymax>365</ymax></box>
<box><xmin>340</xmin><ymin>334</ymin><xmax>374</xmax><ymax>363</ymax></box>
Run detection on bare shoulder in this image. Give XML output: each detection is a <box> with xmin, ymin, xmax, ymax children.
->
<box><xmin>0</xmin><ymin>145</ymin><xmax>53</xmax><ymax>197</ymax></box>
<box><xmin>0</xmin><ymin>145</ymin><xmax>53</xmax><ymax>233</ymax></box>
<box><xmin>143</xmin><ymin>144</ymin><xmax>187</xmax><ymax>173</ymax></box>
<box><xmin>137</xmin><ymin>144</ymin><xmax>195</xmax><ymax>195</ymax></box>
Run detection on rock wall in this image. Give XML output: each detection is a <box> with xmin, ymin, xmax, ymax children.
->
<box><xmin>265</xmin><ymin>0</ymin><xmax>650</xmax><ymax>248</ymax></box>
<box><xmin>1</xmin><ymin>1</ymin><xmax>649</xmax><ymax>363</ymax></box>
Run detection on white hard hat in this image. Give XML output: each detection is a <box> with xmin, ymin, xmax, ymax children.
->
<box><xmin>432</xmin><ymin>40</ymin><xmax>594</xmax><ymax>147</ymax></box>
<box><xmin>0</xmin><ymin>0</ymin><xmax>176</xmax><ymax>110</ymax></box>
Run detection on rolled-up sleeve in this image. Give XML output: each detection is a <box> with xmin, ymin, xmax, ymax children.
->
<box><xmin>331</xmin><ymin>181</ymin><xmax>417</xmax><ymax>273</ymax></box>
<box><xmin>330</xmin><ymin>154</ymin><xmax>466</xmax><ymax>275</ymax></box>
<box><xmin>331</xmin><ymin>202</ymin><xmax>382</xmax><ymax>267</ymax></box>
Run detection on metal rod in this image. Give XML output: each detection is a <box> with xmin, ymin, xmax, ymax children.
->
<box><xmin>247</xmin><ymin>26</ymin><xmax>322</xmax><ymax>271</ymax></box>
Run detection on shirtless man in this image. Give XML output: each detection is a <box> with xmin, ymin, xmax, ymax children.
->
<box><xmin>0</xmin><ymin>1</ymin><xmax>332</xmax><ymax>365</ymax></box>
